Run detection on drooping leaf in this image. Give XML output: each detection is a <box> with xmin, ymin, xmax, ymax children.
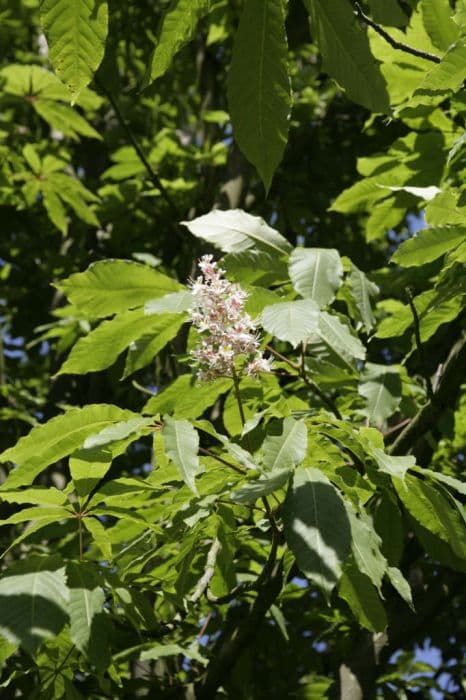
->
<box><xmin>305</xmin><ymin>0</ymin><xmax>389</xmax><ymax>112</ymax></box>
<box><xmin>262</xmin><ymin>417</ymin><xmax>308</xmax><ymax>471</ymax></box>
<box><xmin>391</xmin><ymin>227</ymin><xmax>466</xmax><ymax>267</ymax></box>
<box><xmin>66</xmin><ymin>562</ymin><xmax>105</xmax><ymax>658</ymax></box>
<box><xmin>339</xmin><ymin>558</ymin><xmax>387</xmax><ymax>632</ymax></box>
<box><xmin>346</xmin><ymin>507</ymin><xmax>387</xmax><ymax>592</ymax></box>
<box><xmin>387</xmin><ymin>566</ymin><xmax>414</xmax><ymax>610</ymax></box>
<box><xmin>40</xmin><ymin>0</ymin><xmax>108</xmax><ymax>102</ymax></box>
<box><xmin>421</xmin><ymin>0</ymin><xmax>459</xmax><ymax>52</ymax></box>
<box><xmin>261</xmin><ymin>300</ymin><xmax>320</xmax><ymax>348</ymax></box>
<box><xmin>0</xmin><ymin>557</ymin><xmax>69</xmax><ymax>654</ymax></box>
<box><xmin>359</xmin><ymin>363</ymin><xmax>402</xmax><ymax>426</ymax></box>
<box><xmin>288</xmin><ymin>248</ymin><xmax>343</xmax><ymax>308</ymax></box>
<box><xmin>0</xmin><ymin>404</ymin><xmax>137</xmax><ymax>489</ymax></box>
<box><xmin>182</xmin><ymin>209</ymin><xmax>292</xmax><ymax>255</ymax></box>
<box><xmin>162</xmin><ymin>417</ymin><xmax>201</xmax><ymax>494</ymax></box>
<box><xmin>394</xmin><ymin>474</ymin><xmax>466</xmax><ymax>560</ymax></box>
<box><xmin>227</xmin><ymin>0</ymin><xmax>291</xmax><ymax>190</ymax></box>
<box><xmin>142</xmin><ymin>0</ymin><xmax>211</xmax><ymax>87</ymax></box>
<box><xmin>56</xmin><ymin>260</ymin><xmax>180</xmax><ymax>319</ymax></box>
<box><xmin>283</xmin><ymin>466</ymin><xmax>351</xmax><ymax>597</ymax></box>
<box><xmin>348</xmin><ymin>264</ymin><xmax>379</xmax><ymax>332</ymax></box>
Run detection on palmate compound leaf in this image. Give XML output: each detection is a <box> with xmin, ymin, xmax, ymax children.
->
<box><xmin>0</xmin><ymin>556</ymin><xmax>69</xmax><ymax>654</ymax></box>
<box><xmin>142</xmin><ymin>0</ymin><xmax>211</xmax><ymax>87</ymax></box>
<box><xmin>304</xmin><ymin>0</ymin><xmax>389</xmax><ymax>113</ymax></box>
<box><xmin>288</xmin><ymin>248</ymin><xmax>343</xmax><ymax>308</ymax></box>
<box><xmin>227</xmin><ymin>0</ymin><xmax>292</xmax><ymax>191</ymax></box>
<box><xmin>162</xmin><ymin>416</ymin><xmax>201</xmax><ymax>494</ymax></box>
<box><xmin>56</xmin><ymin>259</ymin><xmax>181</xmax><ymax>319</ymax></box>
<box><xmin>182</xmin><ymin>209</ymin><xmax>292</xmax><ymax>255</ymax></box>
<box><xmin>283</xmin><ymin>467</ymin><xmax>351</xmax><ymax>598</ymax></box>
<box><xmin>0</xmin><ymin>404</ymin><xmax>138</xmax><ymax>489</ymax></box>
<box><xmin>40</xmin><ymin>0</ymin><xmax>108</xmax><ymax>103</ymax></box>
<box><xmin>261</xmin><ymin>299</ymin><xmax>320</xmax><ymax>348</ymax></box>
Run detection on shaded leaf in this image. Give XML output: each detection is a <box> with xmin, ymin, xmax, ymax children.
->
<box><xmin>283</xmin><ymin>467</ymin><xmax>351</xmax><ymax>597</ymax></box>
<box><xmin>262</xmin><ymin>417</ymin><xmax>308</xmax><ymax>471</ymax></box>
<box><xmin>162</xmin><ymin>417</ymin><xmax>201</xmax><ymax>494</ymax></box>
<box><xmin>227</xmin><ymin>0</ymin><xmax>291</xmax><ymax>190</ymax></box>
<box><xmin>359</xmin><ymin>363</ymin><xmax>402</xmax><ymax>426</ymax></box>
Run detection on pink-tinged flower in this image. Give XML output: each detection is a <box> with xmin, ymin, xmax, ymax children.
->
<box><xmin>188</xmin><ymin>255</ymin><xmax>272</xmax><ymax>381</ymax></box>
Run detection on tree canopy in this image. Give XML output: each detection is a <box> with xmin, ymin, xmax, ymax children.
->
<box><xmin>0</xmin><ymin>0</ymin><xmax>465</xmax><ymax>698</ymax></box>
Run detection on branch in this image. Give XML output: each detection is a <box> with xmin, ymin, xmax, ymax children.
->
<box><xmin>353</xmin><ymin>2</ymin><xmax>441</xmax><ymax>64</ymax></box>
<box><xmin>96</xmin><ymin>79</ymin><xmax>180</xmax><ymax>218</ymax></box>
<box><xmin>406</xmin><ymin>288</ymin><xmax>434</xmax><ymax>401</ymax></box>
<box><xmin>190</xmin><ymin>538</ymin><xmax>222</xmax><ymax>603</ymax></box>
<box><xmin>389</xmin><ymin>333</ymin><xmax>466</xmax><ymax>458</ymax></box>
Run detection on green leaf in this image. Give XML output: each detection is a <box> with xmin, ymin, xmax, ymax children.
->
<box><xmin>421</xmin><ymin>0</ymin><xmax>459</xmax><ymax>51</ymax></box>
<box><xmin>348</xmin><ymin>264</ymin><xmax>379</xmax><ymax>332</ymax></box>
<box><xmin>261</xmin><ymin>300</ymin><xmax>320</xmax><ymax>348</ymax></box>
<box><xmin>69</xmin><ymin>449</ymin><xmax>112</xmax><ymax>499</ymax></box>
<box><xmin>0</xmin><ymin>487</ymin><xmax>68</xmax><ymax>507</ymax></box>
<box><xmin>0</xmin><ymin>404</ymin><xmax>137</xmax><ymax>489</ymax></box>
<box><xmin>56</xmin><ymin>310</ymin><xmax>182</xmax><ymax>376</ymax></box>
<box><xmin>144</xmin><ymin>291</ymin><xmax>192</xmax><ymax>315</ymax></box>
<box><xmin>227</xmin><ymin>0</ymin><xmax>291</xmax><ymax>190</ymax></box>
<box><xmin>358</xmin><ymin>363</ymin><xmax>402</xmax><ymax>426</ymax></box>
<box><xmin>144</xmin><ymin>375</ymin><xmax>232</xmax><ymax>419</ymax></box>
<box><xmin>162</xmin><ymin>417</ymin><xmax>201</xmax><ymax>494</ymax></box>
<box><xmin>182</xmin><ymin>209</ymin><xmax>292</xmax><ymax>255</ymax></box>
<box><xmin>66</xmin><ymin>562</ymin><xmax>105</xmax><ymax>660</ymax></box>
<box><xmin>368</xmin><ymin>0</ymin><xmax>408</xmax><ymax>27</ymax></box>
<box><xmin>289</xmin><ymin>248</ymin><xmax>343</xmax><ymax>308</ymax></box>
<box><xmin>262</xmin><ymin>417</ymin><xmax>308</xmax><ymax>471</ymax></box>
<box><xmin>409</xmin><ymin>42</ymin><xmax>466</xmax><ymax>106</ymax></box>
<box><xmin>0</xmin><ymin>557</ymin><xmax>69</xmax><ymax>654</ymax></box>
<box><xmin>391</xmin><ymin>227</ymin><xmax>466</xmax><ymax>267</ymax></box>
<box><xmin>142</xmin><ymin>0</ymin><xmax>211</xmax><ymax>87</ymax></box>
<box><xmin>40</xmin><ymin>0</ymin><xmax>108</xmax><ymax>102</ymax></box>
<box><xmin>387</xmin><ymin>566</ymin><xmax>414</xmax><ymax>610</ymax></box>
<box><xmin>57</xmin><ymin>260</ymin><xmax>180</xmax><ymax>319</ymax></box>
<box><xmin>413</xmin><ymin>467</ymin><xmax>466</xmax><ymax>497</ymax></box>
<box><xmin>394</xmin><ymin>474</ymin><xmax>466</xmax><ymax>559</ymax></box>
<box><xmin>283</xmin><ymin>466</ymin><xmax>351</xmax><ymax>597</ymax></box>
<box><xmin>346</xmin><ymin>507</ymin><xmax>387</xmax><ymax>592</ymax></box>
<box><xmin>339</xmin><ymin>558</ymin><xmax>387</xmax><ymax>632</ymax></box>
<box><xmin>33</xmin><ymin>100</ymin><xmax>101</xmax><ymax>140</ymax></box>
<box><xmin>305</xmin><ymin>0</ymin><xmax>389</xmax><ymax>112</ymax></box>
<box><xmin>83</xmin><ymin>516</ymin><xmax>112</xmax><ymax>561</ymax></box>
<box><xmin>369</xmin><ymin>446</ymin><xmax>415</xmax><ymax>481</ymax></box>
<box><xmin>122</xmin><ymin>313</ymin><xmax>186</xmax><ymax>378</ymax></box>
<box><xmin>140</xmin><ymin>643</ymin><xmax>207</xmax><ymax>666</ymax></box>
<box><xmin>313</xmin><ymin>312</ymin><xmax>366</xmax><ymax>368</ymax></box>
<box><xmin>83</xmin><ymin>417</ymin><xmax>154</xmax><ymax>450</ymax></box>
<box><xmin>231</xmin><ymin>468</ymin><xmax>291</xmax><ymax>504</ymax></box>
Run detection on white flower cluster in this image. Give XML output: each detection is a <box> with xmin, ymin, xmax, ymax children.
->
<box><xmin>189</xmin><ymin>255</ymin><xmax>272</xmax><ymax>381</ymax></box>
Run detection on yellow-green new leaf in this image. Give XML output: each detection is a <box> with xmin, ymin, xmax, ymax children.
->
<box><xmin>40</xmin><ymin>0</ymin><xmax>108</xmax><ymax>102</ymax></box>
<box><xmin>391</xmin><ymin>227</ymin><xmax>466</xmax><ymax>267</ymax></box>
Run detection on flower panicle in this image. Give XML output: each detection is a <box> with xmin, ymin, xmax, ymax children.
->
<box><xmin>188</xmin><ymin>254</ymin><xmax>272</xmax><ymax>381</ymax></box>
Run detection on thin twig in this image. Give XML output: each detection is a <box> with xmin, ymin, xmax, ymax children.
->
<box><xmin>199</xmin><ymin>446</ymin><xmax>246</xmax><ymax>475</ymax></box>
<box><xmin>406</xmin><ymin>288</ymin><xmax>435</xmax><ymax>402</ymax></box>
<box><xmin>267</xmin><ymin>344</ymin><xmax>342</xmax><ymax>419</ymax></box>
<box><xmin>190</xmin><ymin>538</ymin><xmax>222</xmax><ymax>603</ymax></box>
<box><xmin>354</xmin><ymin>2</ymin><xmax>441</xmax><ymax>64</ymax></box>
<box><xmin>96</xmin><ymin>79</ymin><xmax>180</xmax><ymax>217</ymax></box>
